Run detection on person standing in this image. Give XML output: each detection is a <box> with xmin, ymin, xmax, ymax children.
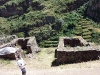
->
<box><xmin>17</xmin><ymin>55</ymin><xmax>26</xmax><ymax>75</ymax></box>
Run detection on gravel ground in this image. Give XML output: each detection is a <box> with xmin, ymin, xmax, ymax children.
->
<box><xmin>0</xmin><ymin>68</ymin><xmax>100</xmax><ymax>75</ymax></box>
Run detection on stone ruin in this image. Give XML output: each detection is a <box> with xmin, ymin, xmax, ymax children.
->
<box><xmin>0</xmin><ymin>35</ymin><xmax>40</xmax><ymax>59</ymax></box>
<box><xmin>55</xmin><ymin>36</ymin><xmax>100</xmax><ymax>65</ymax></box>
<box><xmin>17</xmin><ymin>37</ymin><xmax>41</xmax><ymax>58</ymax></box>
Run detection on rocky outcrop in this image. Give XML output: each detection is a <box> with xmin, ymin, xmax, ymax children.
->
<box><xmin>32</xmin><ymin>1</ymin><xmax>45</xmax><ymax>10</ymax></box>
<box><xmin>0</xmin><ymin>35</ymin><xmax>17</xmax><ymax>46</ymax></box>
<box><xmin>0</xmin><ymin>0</ymin><xmax>90</xmax><ymax>17</ymax></box>
<box><xmin>85</xmin><ymin>0</ymin><xmax>100</xmax><ymax>22</ymax></box>
<box><xmin>12</xmin><ymin>15</ymin><xmax>55</xmax><ymax>34</ymax></box>
<box><xmin>62</xmin><ymin>0</ymin><xmax>89</xmax><ymax>12</ymax></box>
<box><xmin>0</xmin><ymin>0</ymin><xmax>9</xmax><ymax>6</ymax></box>
<box><xmin>0</xmin><ymin>0</ymin><xmax>44</xmax><ymax>17</ymax></box>
<box><xmin>34</xmin><ymin>16</ymin><xmax>55</xmax><ymax>27</ymax></box>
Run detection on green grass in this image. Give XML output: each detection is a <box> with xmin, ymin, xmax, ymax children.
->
<box><xmin>24</xmin><ymin>48</ymin><xmax>56</xmax><ymax>69</ymax></box>
<box><xmin>0</xmin><ymin>59</ymin><xmax>11</xmax><ymax>65</ymax></box>
<box><xmin>5</xmin><ymin>0</ymin><xmax>24</xmax><ymax>5</ymax></box>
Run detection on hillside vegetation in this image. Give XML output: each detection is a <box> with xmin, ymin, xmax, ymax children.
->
<box><xmin>0</xmin><ymin>0</ymin><xmax>100</xmax><ymax>47</ymax></box>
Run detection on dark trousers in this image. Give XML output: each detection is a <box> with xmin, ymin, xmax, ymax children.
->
<box><xmin>21</xmin><ymin>68</ymin><xmax>26</xmax><ymax>75</ymax></box>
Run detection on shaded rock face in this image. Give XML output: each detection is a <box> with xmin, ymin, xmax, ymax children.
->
<box><xmin>0</xmin><ymin>0</ymin><xmax>9</xmax><ymax>6</ymax></box>
<box><xmin>62</xmin><ymin>0</ymin><xmax>89</xmax><ymax>12</ymax></box>
<box><xmin>0</xmin><ymin>0</ymin><xmax>44</xmax><ymax>17</ymax></box>
<box><xmin>0</xmin><ymin>4</ymin><xmax>23</xmax><ymax>17</ymax></box>
<box><xmin>0</xmin><ymin>0</ymin><xmax>30</xmax><ymax>17</ymax></box>
<box><xmin>31</xmin><ymin>1</ymin><xmax>45</xmax><ymax>10</ymax></box>
<box><xmin>85</xmin><ymin>0</ymin><xmax>100</xmax><ymax>22</ymax></box>
<box><xmin>12</xmin><ymin>15</ymin><xmax>55</xmax><ymax>34</ymax></box>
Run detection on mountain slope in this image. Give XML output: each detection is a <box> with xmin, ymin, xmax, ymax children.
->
<box><xmin>0</xmin><ymin>0</ymin><xmax>100</xmax><ymax>46</ymax></box>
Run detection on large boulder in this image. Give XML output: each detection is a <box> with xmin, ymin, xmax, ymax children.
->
<box><xmin>0</xmin><ymin>47</ymin><xmax>21</xmax><ymax>60</ymax></box>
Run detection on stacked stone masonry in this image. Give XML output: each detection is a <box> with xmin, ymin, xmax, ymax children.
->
<box><xmin>0</xmin><ymin>35</ymin><xmax>40</xmax><ymax>59</ymax></box>
<box><xmin>56</xmin><ymin>36</ymin><xmax>100</xmax><ymax>64</ymax></box>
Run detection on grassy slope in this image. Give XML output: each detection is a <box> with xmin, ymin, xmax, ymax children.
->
<box><xmin>0</xmin><ymin>0</ymin><xmax>100</xmax><ymax>45</ymax></box>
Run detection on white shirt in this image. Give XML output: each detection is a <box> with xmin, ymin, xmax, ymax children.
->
<box><xmin>17</xmin><ymin>58</ymin><xmax>25</xmax><ymax>69</ymax></box>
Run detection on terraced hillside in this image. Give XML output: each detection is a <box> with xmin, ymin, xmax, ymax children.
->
<box><xmin>39</xmin><ymin>36</ymin><xmax>59</xmax><ymax>47</ymax></box>
<box><xmin>0</xmin><ymin>0</ymin><xmax>100</xmax><ymax>47</ymax></box>
<box><xmin>74</xmin><ymin>19</ymin><xmax>93</xmax><ymax>42</ymax></box>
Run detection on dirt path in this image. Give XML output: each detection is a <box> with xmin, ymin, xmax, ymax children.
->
<box><xmin>0</xmin><ymin>68</ymin><xmax>100</xmax><ymax>75</ymax></box>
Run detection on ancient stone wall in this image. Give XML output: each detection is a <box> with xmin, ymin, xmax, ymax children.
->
<box><xmin>64</xmin><ymin>38</ymin><xmax>83</xmax><ymax>47</ymax></box>
<box><xmin>0</xmin><ymin>35</ymin><xmax>40</xmax><ymax>59</ymax></box>
<box><xmin>56</xmin><ymin>36</ymin><xmax>100</xmax><ymax>65</ymax></box>
<box><xmin>17</xmin><ymin>37</ymin><xmax>40</xmax><ymax>54</ymax></box>
<box><xmin>17</xmin><ymin>38</ymin><xmax>29</xmax><ymax>50</ymax></box>
<box><xmin>0</xmin><ymin>53</ymin><xmax>16</xmax><ymax>60</ymax></box>
<box><xmin>56</xmin><ymin>49</ymin><xmax>99</xmax><ymax>64</ymax></box>
<box><xmin>27</xmin><ymin>37</ymin><xmax>41</xmax><ymax>53</ymax></box>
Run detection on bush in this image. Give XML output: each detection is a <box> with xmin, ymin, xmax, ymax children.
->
<box><xmin>16</xmin><ymin>32</ymin><xmax>25</xmax><ymax>37</ymax></box>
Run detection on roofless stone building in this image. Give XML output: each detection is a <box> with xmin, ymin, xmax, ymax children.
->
<box><xmin>0</xmin><ymin>35</ymin><xmax>40</xmax><ymax>59</ymax></box>
<box><xmin>55</xmin><ymin>36</ymin><xmax>100</xmax><ymax>64</ymax></box>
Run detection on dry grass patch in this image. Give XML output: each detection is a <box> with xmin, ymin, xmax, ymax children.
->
<box><xmin>25</xmin><ymin>48</ymin><xmax>56</xmax><ymax>69</ymax></box>
<box><xmin>24</xmin><ymin>48</ymin><xmax>100</xmax><ymax>69</ymax></box>
<box><xmin>0</xmin><ymin>48</ymin><xmax>100</xmax><ymax>70</ymax></box>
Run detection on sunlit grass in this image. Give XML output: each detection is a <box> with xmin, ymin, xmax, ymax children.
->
<box><xmin>25</xmin><ymin>48</ymin><xmax>56</xmax><ymax>69</ymax></box>
<box><xmin>0</xmin><ymin>48</ymin><xmax>100</xmax><ymax>70</ymax></box>
<box><xmin>0</xmin><ymin>59</ymin><xmax>11</xmax><ymax>65</ymax></box>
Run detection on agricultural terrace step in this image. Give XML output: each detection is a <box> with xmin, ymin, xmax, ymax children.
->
<box><xmin>75</xmin><ymin>24</ymin><xmax>82</xmax><ymax>26</ymax></box>
<box><xmin>74</xmin><ymin>31</ymin><xmax>82</xmax><ymax>35</ymax></box>
<box><xmin>75</xmin><ymin>26</ymin><xmax>82</xmax><ymax>29</ymax></box>
<box><xmin>83</xmin><ymin>35</ymin><xmax>91</xmax><ymax>39</ymax></box>
<box><xmin>82</xmin><ymin>32</ymin><xmax>91</xmax><ymax>36</ymax></box>
<box><xmin>43</xmin><ymin>44</ymin><xmax>58</xmax><ymax>47</ymax></box>
<box><xmin>83</xmin><ymin>38</ymin><xmax>91</xmax><ymax>41</ymax></box>
<box><xmin>82</xmin><ymin>29</ymin><xmax>89</xmax><ymax>32</ymax></box>
<box><xmin>44</xmin><ymin>41</ymin><xmax>59</xmax><ymax>44</ymax></box>
<box><xmin>82</xmin><ymin>25</ymin><xmax>89</xmax><ymax>28</ymax></box>
<box><xmin>48</xmin><ymin>37</ymin><xmax>59</xmax><ymax>41</ymax></box>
